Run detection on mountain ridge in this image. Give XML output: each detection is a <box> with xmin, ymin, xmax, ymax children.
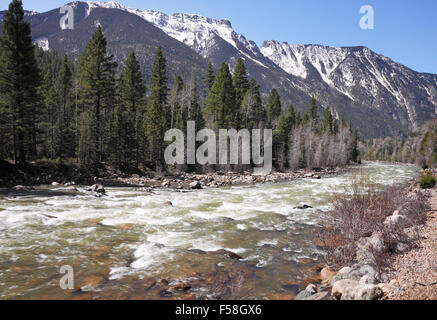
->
<box><xmin>1</xmin><ymin>1</ymin><xmax>436</xmax><ymax>138</ymax></box>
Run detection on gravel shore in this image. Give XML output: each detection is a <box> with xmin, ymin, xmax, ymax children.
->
<box><xmin>384</xmin><ymin>188</ymin><xmax>437</xmax><ymax>300</ymax></box>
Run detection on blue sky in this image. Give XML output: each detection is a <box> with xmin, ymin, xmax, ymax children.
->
<box><xmin>2</xmin><ymin>0</ymin><xmax>437</xmax><ymax>73</ymax></box>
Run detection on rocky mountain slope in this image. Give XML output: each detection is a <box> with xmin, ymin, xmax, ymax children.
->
<box><xmin>261</xmin><ymin>41</ymin><xmax>437</xmax><ymax>131</ymax></box>
<box><xmin>15</xmin><ymin>2</ymin><xmax>208</xmax><ymax>82</ymax></box>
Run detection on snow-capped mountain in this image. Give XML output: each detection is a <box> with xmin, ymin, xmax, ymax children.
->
<box><xmin>2</xmin><ymin>1</ymin><xmax>436</xmax><ymax>137</ymax></box>
<box><xmin>82</xmin><ymin>1</ymin><xmax>437</xmax><ymax>133</ymax></box>
<box><xmin>84</xmin><ymin>2</ymin><xmax>263</xmax><ymax>61</ymax></box>
<box><xmin>261</xmin><ymin>41</ymin><xmax>437</xmax><ymax>130</ymax></box>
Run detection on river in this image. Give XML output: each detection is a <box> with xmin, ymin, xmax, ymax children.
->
<box><xmin>0</xmin><ymin>162</ymin><xmax>419</xmax><ymax>300</ymax></box>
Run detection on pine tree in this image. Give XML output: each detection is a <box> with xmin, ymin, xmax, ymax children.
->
<box><xmin>169</xmin><ymin>75</ymin><xmax>184</xmax><ymax>130</ymax></box>
<box><xmin>203</xmin><ymin>62</ymin><xmax>236</xmax><ymax>129</ymax></box>
<box><xmin>186</xmin><ymin>77</ymin><xmax>204</xmax><ymax>129</ymax></box>
<box><xmin>55</xmin><ymin>55</ymin><xmax>74</xmax><ymax>160</ymax></box>
<box><xmin>145</xmin><ymin>47</ymin><xmax>169</xmax><ymax>169</ymax></box>
<box><xmin>40</xmin><ymin>72</ymin><xmax>59</xmax><ymax>159</ymax></box>
<box><xmin>350</xmin><ymin>129</ymin><xmax>360</xmax><ymax>162</ymax></box>
<box><xmin>204</xmin><ymin>61</ymin><xmax>215</xmax><ymax>96</ymax></box>
<box><xmin>273</xmin><ymin>104</ymin><xmax>296</xmax><ymax>168</ymax></box>
<box><xmin>232</xmin><ymin>58</ymin><xmax>249</xmax><ymax>127</ymax></box>
<box><xmin>308</xmin><ymin>96</ymin><xmax>319</xmax><ymax>126</ymax></box>
<box><xmin>76</xmin><ymin>25</ymin><xmax>117</xmax><ymax>165</ymax></box>
<box><xmin>109</xmin><ymin>103</ymin><xmax>126</xmax><ymax>168</ymax></box>
<box><xmin>322</xmin><ymin>107</ymin><xmax>334</xmax><ymax>134</ymax></box>
<box><xmin>118</xmin><ymin>51</ymin><xmax>146</xmax><ymax>167</ymax></box>
<box><xmin>0</xmin><ymin>0</ymin><xmax>41</xmax><ymax>165</ymax></box>
<box><xmin>265</xmin><ymin>88</ymin><xmax>282</xmax><ymax>129</ymax></box>
<box><xmin>78</xmin><ymin>110</ymin><xmax>96</xmax><ymax>166</ymax></box>
<box><xmin>241</xmin><ymin>78</ymin><xmax>264</xmax><ymax>131</ymax></box>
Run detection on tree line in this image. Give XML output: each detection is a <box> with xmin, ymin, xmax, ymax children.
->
<box><xmin>360</xmin><ymin>119</ymin><xmax>437</xmax><ymax>169</ymax></box>
<box><xmin>0</xmin><ymin>0</ymin><xmax>359</xmax><ymax>173</ymax></box>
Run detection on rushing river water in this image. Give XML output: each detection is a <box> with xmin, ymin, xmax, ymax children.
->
<box><xmin>0</xmin><ymin>162</ymin><xmax>419</xmax><ymax>300</ymax></box>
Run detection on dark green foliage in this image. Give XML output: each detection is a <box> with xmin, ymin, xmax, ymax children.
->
<box><xmin>145</xmin><ymin>47</ymin><xmax>169</xmax><ymax>168</ymax></box>
<box><xmin>305</xmin><ymin>96</ymin><xmax>319</xmax><ymax>128</ymax></box>
<box><xmin>265</xmin><ymin>88</ymin><xmax>281</xmax><ymax>129</ymax></box>
<box><xmin>322</xmin><ymin>107</ymin><xmax>334</xmax><ymax>134</ymax></box>
<box><xmin>186</xmin><ymin>77</ymin><xmax>204</xmax><ymax>129</ymax></box>
<box><xmin>55</xmin><ymin>55</ymin><xmax>74</xmax><ymax>160</ymax></box>
<box><xmin>232</xmin><ymin>58</ymin><xmax>249</xmax><ymax>127</ymax></box>
<box><xmin>0</xmin><ymin>0</ymin><xmax>41</xmax><ymax>164</ymax></box>
<box><xmin>77</xmin><ymin>25</ymin><xmax>117</xmax><ymax>165</ymax></box>
<box><xmin>350</xmin><ymin>129</ymin><xmax>360</xmax><ymax>162</ymax></box>
<box><xmin>203</xmin><ymin>62</ymin><xmax>236</xmax><ymax>129</ymax></box>
<box><xmin>116</xmin><ymin>51</ymin><xmax>146</xmax><ymax>167</ymax></box>
<box><xmin>241</xmin><ymin>79</ymin><xmax>265</xmax><ymax>131</ymax></box>
<box><xmin>77</xmin><ymin>110</ymin><xmax>96</xmax><ymax>167</ymax></box>
<box><xmin>273</xmin><ymin>104</ymin><xmax>296</xmax><ymax>169</ymax></box>
<box><xmin>419</xmin><ymin>171</ymin><xmax>436</xmax><ymax>189</ymax></box>
<box><xmin>204</xmin><ymin>61</ymin><xmax>215</xmax><ymax>96</ymax></box>
<box><xmin>170</xmin><ymin>75</ymin><xmax>185</xmax><ymax>130</ymax></box>
<box><xmin>109</xmin><ymin>52</ymin><xmax>146</xmax><ymax>168</ymax></box>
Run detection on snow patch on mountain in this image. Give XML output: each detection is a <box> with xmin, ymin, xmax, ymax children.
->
<box><xmin>34</xmin><ymin>37</ymin><xmax>49</xmax><ymax>51</ymax></box>
<box><xmin>84</xmin><ymin>1</ymin><xmax>267</xmax><ymax>67</ymax></box>
<box><xmin>261</xmin><ymin>40</ymin><xmax>437</xmax><ymax>129</ymax></box>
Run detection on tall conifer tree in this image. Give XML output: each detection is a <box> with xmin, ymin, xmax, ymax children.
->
<box><xmin>0</xmin><ymin>0</ymin><xmax>41</xmax><ymax>164</ymax></box>
<box><xmin>145</xmin><ymin>47</ymin><xmax>169</xmax><ymax>168</ymax></box>
<box><xmin>76</xmin><ymin>25</ymin><xmax>117</xmax><ymax>165</ymax></box>
<box><xmin>204</xmin><ymin>61</ymin><xmax>215</xmax><ymax>96</ymax></box>
<box><xmin>203</xmin><ymin>63</ymin><xmax>236</xmax><ymax>129</ymax></box>
<box><xmin>265</xmin><ymin>88</ymin><xmax>282</xmax><ymax>129</ymax></box>
<box><xmin>117</xmin><ymin>51</ymin><xmax>146</xmax><ymax>167</ymax></box>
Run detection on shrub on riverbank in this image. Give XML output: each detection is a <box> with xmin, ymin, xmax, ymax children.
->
<box><xmin>418</xmin><ymin>170</ymin><xmax>436</xmax><ymax>189</ymax></box>
<box><xmin>317</xmin><ymin>175</ymin><xmax>429</xmax><ymax>275</ymax></box>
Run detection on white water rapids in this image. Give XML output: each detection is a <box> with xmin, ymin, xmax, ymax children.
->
<box><xmin>0</xmin><ymin>162</ymin><xmax>419</xmax><ymax>299</ymax></box>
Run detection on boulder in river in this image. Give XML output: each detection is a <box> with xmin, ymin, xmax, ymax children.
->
<box><xmin>13</xmin><ymin>185</ymin><xmax>34</xmax><ymax>191</ymax></box>
<box><xmin>87</xmin><ymin>184</ymin><xmax>106</xmax><ymax>194</ymax></box>
<box><xmin>189</xmin><ymin>181</ymin><xmax>202</xmax><ymax>190</ymax></box>
<box><xmin>294</xmin><ymin>204</ymin><xmax>313</xmax><ymax>210</ymax></box>
<box><xmin>214</xmin><ymin>249</ymin><xmax>243</xmax><ymax>260</ymax></box>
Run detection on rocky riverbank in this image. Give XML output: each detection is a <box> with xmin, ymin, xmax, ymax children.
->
<box><xmin>0</xmin><ymin>158</ymin><xmax>344</xmax><ymax>192</ymax></box>
<box><xmin>383</xmin><ymin>187</ymin><xmax>437</xmax><ymax>300</ymax></box>
<box><xmin>295</xmin><ymin>170</ymin><xmax>436</xmax><ymax>300</ymax></box>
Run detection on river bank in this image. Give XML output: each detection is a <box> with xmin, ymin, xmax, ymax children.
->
<box><xmin>384</xmin><ymin>187</ymin><xmax>437</xmax><ymax>300</ymax></box>
<box><xmin>0</xmin><ymin>158</ymin><xmax>344</xmax><ymax>192</ymax></box>
<box><xmin>297</xmin><ymin>168</ymin><xmax>436</xmax><ymax>300</ymax></box>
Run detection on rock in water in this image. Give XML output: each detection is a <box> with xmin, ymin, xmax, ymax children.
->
<box><xmin>96</xmin><ymin>185</ymin><xmax>106</xmax><ymax>194</ymax></box>
<box><xmin>88</xmin><ymin>184</ymin><xmax>105</xmax><ymax>194</ymax></box>
<box><xmin>13</xmin><ymin>185</ymin><xmax>34</xmax><ymax>191</ymax></box>
<box><xmin>189</xmin><ymin>181</ymin><xmax>202</xmax><ymax>189</ymax></box>
<box><xmin>294</xmin><ymin>284</ymin><xmax>318</xmax><ymax>300</ymax></box>
<box><xmin>214</xmin><ymin>249</ymin><xmax>242</xmax><ymax>260</ymax></box>
<box><xmin>294</xmin><ymin>204</ymin><xmax>313</xmax><ymax>210</ymax></box>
